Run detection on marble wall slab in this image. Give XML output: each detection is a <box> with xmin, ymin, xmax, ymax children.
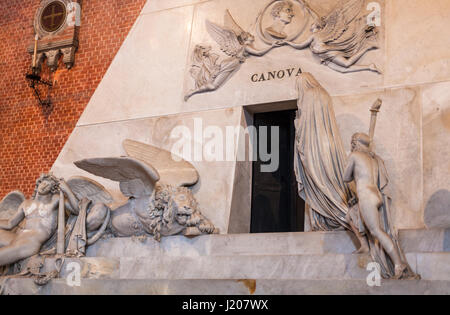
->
<box><xmin>39</xmin><ymin>252</ymin><xmax>450</xmax><ymax>281</ymax></box>
<box><xmin>52</xmin><ymin>107</ymin><xmax>242</xmax><ymax>233</ymax></box>
<box><xmin>384</xmin><ymin>0</ymin><xmax>450</xmax><ymax>87</ymax></box>
<box><xmin>422</xmin><ymin>81</ymin><xmax>450</xmax><ymax>228</ymax></box>
<box><xmin>77</xmin><ymin>5</ymin><xmax>194</xmax><ymax>126</ymax></box>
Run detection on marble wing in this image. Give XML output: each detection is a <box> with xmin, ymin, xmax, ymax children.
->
<box><xmin>320</xmin><ymin>0</ymin><xmax>364</xmax><ymax>43</ymax></box>
<box><xmin>123</xmin><ymin>139</ymin><xmax>199</xmax><ymax>187</ymax></box>
<box><xmin>0</xmin><ymin>191</ymin><xmax>25</xmax><ymax>219</ymax></box>
<box><xmin>66</xmin><ymin>176</ymin><xmax>114</xmax><ymax>204</ymax></box>
<box><xmin>205</xmin><ymin>19</ymin><xmax>242</xmax><ymax>57</ymax></box>
<box><xmin>223</xmin><ymin>9</ymin><xmax>245</xmax><ymax>36</ymax></box>
<box><xmin>74</xmin><ymin>157</ymin><xmax>160</xmax><ymax>198</ymax></box>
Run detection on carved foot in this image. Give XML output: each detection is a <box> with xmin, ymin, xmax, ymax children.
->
<box><xmin>393</xmin><ymin>264</ymin><xmax>408</xmax><ymax>280</ymax></box>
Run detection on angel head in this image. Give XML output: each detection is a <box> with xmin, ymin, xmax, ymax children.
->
<box><xmin>271</xmin><ymin>1</ymin><xmax>295</xmax><ymax>25</ymax></box>
<box><xmin>33</xmin><ymin>174</ymin><xmax>60</xmax><ymax>198</ymax></box>
<box><xmin>237</xmin><ymin>31</ymin><xmax>255</xmax><ymax>46</ymax></box>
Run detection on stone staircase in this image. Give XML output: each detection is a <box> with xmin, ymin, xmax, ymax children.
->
<box><xmin>2</xmin><ymin>229</ymin><xmax>449</xmax><ymax>294</ymax></box>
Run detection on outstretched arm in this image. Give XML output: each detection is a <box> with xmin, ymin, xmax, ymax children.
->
<box><xmin>286</xmin><ymin>36</ymin><xmax>314</xmax><ymax>50</ymax></box>
<box><xmin>0</xmin><ymin>206</ymin><xmax>25</xmax><ymax>230</ymax></box>
<box><xmin>245</xmin><ymin>42</ymin><xmax>280</xmax><ymax>56</ymax></box>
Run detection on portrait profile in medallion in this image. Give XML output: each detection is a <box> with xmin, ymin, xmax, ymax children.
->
<box><xmin>265</xmin><ymin>0</ymin><xmax>295</xmax><ymax>39</ymax></box>
<box><xmin>257</xmin><ymin>0</ymin><xmax>310</xmax><ymax>45</ymax></box>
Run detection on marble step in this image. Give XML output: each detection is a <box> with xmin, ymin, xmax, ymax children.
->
<box><xmin>86</xmin><ymin>229</ymin><xmax>450</xmax><ymax>258</ymax></box>
<box><xmin>40</xmin><ymin>252</ymin><xmax>450</xmax><ymax>281</ymax></box>
<box><xmin>3</xmin><ymin>278</ymin><xmax>450</xmax><ymax>295</ymax></box>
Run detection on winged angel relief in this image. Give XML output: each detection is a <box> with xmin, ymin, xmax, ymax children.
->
<box><xmin>287</xmin><ymin>0</ymin><xmax>380</xmax><ymax>74</ymax></box>
<box><xmin>184</xmin><ymin>10</ymin><xmax>282</xmax><ymax>101</ymax></box>
<box><xmin>0</xmin><ymin>140</ymin><xmax>217</xmax><ymax>276</ymax></box>
<box><xmin>185</xmin><ymin>0</ymin><xmax>381</xmax><ymax>101</ymax></box>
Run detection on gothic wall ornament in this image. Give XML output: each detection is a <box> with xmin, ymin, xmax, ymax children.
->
<box><xmin>185</xmin><ymin>0</ymin><xmax>381</xmax><ymax>101</ymax></box>
<box><xmin>27</xmin><ymin>0</ymin><xmax>81</xmax><ymax>72</ymax></box>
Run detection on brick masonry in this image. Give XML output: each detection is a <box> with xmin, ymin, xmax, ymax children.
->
<box><xmin>0</xmin><ymin>0</ymin><xmax>146</xmax><ymax>197</ymax></box>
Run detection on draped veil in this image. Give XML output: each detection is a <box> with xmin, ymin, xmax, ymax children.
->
<box><xmin>293</xmin><ymin>72</ymin><xmax>352</xmax><ymax>230</ymax></box>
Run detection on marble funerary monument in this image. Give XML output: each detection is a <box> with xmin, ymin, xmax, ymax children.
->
<box><xmin>0</xmin><ymin>0</ymin><xmax>449</xmax><ymax>294</ymax></box>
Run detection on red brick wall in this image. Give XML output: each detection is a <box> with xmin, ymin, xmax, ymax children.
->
<box><xmin>0</xmin><ymin>0</ymin><xmax>147</xmax><ymax>197</ymax></box>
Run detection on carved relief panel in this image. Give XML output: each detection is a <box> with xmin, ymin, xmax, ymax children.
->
<box><xmin>184</xmin><ymin>0</ymin><xmax>384</xmax><ymax>102</ymax></box>
<box><xmin>27</xmin><ymin>0</ymin><xmax>81</xmax><ymax>72</ymax></box>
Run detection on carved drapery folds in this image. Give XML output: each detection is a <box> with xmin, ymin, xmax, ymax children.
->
<box><xmin>27</xmin><ymin>0</ymin><xmax>81</xmax><ymax>72</ymax></box>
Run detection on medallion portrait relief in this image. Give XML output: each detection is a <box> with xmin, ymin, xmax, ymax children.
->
<box><xmin>265</xmin><ymin>1</ymin><xmax>295</xmax><ymax>39</ymax></box>
<box><xmin>258</xmin><ymin>0</ymin><xmax>310</xmax><ymax>44</ymax></box>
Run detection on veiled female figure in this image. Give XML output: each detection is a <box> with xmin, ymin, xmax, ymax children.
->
<box><xmin>294</xmin><ymin>73</ymin><xmax>353</xmax><ymax>230</ymax></box>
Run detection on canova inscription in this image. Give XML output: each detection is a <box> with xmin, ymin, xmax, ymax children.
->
<box><xmin>251</xmin><ymin>67</ymin><xmax>303</xmax><ymax>82</ymax></box>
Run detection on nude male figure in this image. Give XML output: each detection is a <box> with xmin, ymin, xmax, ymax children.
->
<box><xmin>344</xmin><ymin>133</ymin><xmax>406</xmax><ymax>278</ymax></box>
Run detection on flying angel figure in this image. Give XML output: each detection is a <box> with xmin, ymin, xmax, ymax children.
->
<box><xmin>185</xmin><ymin>10</ymin><xmax>281</xmax><ymax>101</ymax></box>
<box><xmin>286</xmin><ymin>0</ymin><xmax>381</xmax><ymax>73</ymax></box>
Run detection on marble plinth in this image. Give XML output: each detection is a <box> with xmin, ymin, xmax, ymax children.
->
<box><xmin>3</xmin><ymin>279</ymin><xmax>449</xmax><ymax>295</ymax></box>
<box><xmin>86</xmin><ymin>229</ymin><xmax>450</xmax><ymax>258</ymax></box>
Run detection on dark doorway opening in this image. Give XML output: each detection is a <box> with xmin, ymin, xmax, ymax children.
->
<box><xmin>250</xmin><ymin>109</ymin><xmax>305</xmax><ymax>233</ymax></box>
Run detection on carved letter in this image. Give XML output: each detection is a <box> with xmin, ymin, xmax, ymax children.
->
<box><xmin>287</xmin><ymin>68</ymin><xmax>295</xmax><ymax>77</ymax></box>
<box><xmin>268</xmin><ymin>71</ymin><xmax>276</xmax><ymax>81</ymax></box>
<box><xmin>277</xmin><ymin>70</ymin><xmax>285</xmax><ymax>79</ymax></box>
